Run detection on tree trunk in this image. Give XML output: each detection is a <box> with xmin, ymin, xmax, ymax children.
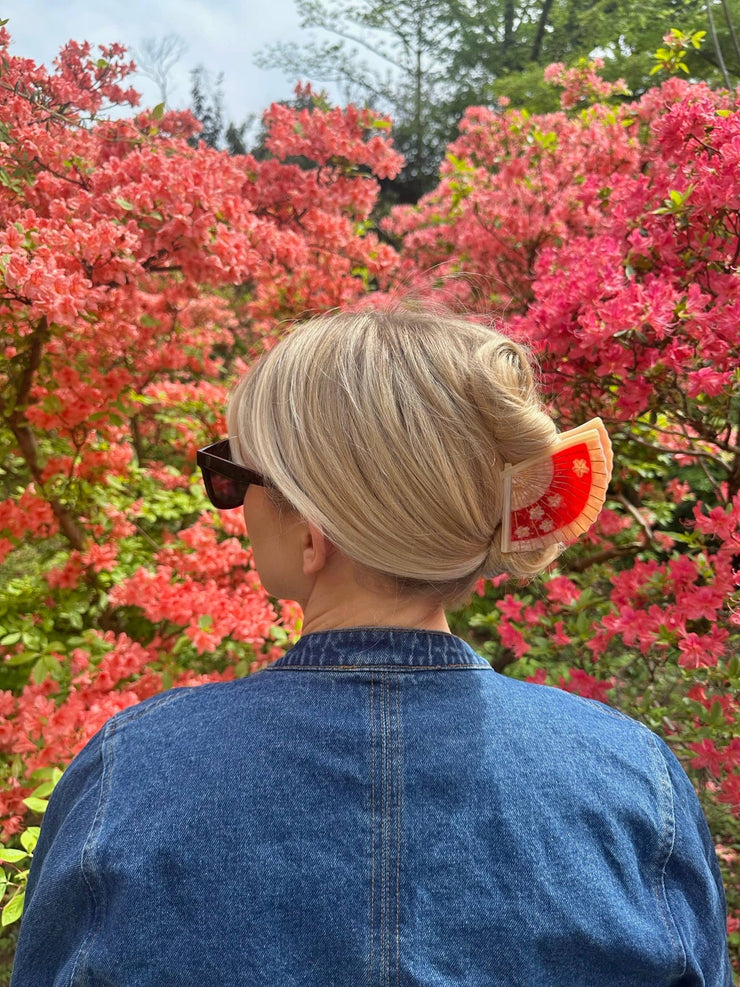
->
<box><xmin>720</xmin><ymin>0</ymin><xmax>740</xmax><ymax>68</ymax></box>
<box><xmin>532</xmin><ymin>0</ymin><xmax>556</xmax><ymax>61</ymax></box>
<box><xmin>504</xmin><ymin>0</ymin><xmax>515</xmax><ymax>48</ymax></box>
<box><xmin>414</xmin><ymin>14</ymin><xmax>424</xmax><ymax>179</ymax></box>
<box><xmin>706</xmin><ymin>0</ymin><xmax>732</xmax><ymax>87</ymax></box>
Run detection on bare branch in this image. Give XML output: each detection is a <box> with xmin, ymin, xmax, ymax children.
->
<box><xmin>614</xmin><ymin>493</ymin><xmax>654</xmax><ymax>545</ymax></box>
<box><xmin>133</xmin><ymin>34</ymin><xmax>187</xmax><ymax>106</ymax></box>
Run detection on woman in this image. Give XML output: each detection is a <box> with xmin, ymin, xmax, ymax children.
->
<box><xmin>12</xmin><ymin>309</ymin><xmax>731</xmax><ymax>985</ymax></box>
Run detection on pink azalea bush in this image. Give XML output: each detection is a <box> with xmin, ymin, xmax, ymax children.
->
<box><xmin>388</xmin><ymin>65</ymin><xmax>740</xmax><ymax>961</ymax></box>
<box><xmin>0</xmin><ymin>30</ymin><xmax>400</xmax><ymax>937</ymax></box>
<box><xmin>0</xmin><ymin>29</ymin><xmax>738</xmax><ymax>970</ymax></box>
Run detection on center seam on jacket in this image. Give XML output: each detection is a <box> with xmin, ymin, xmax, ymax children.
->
<box><xmin>370</xmin><ymin>673</ymin><xmax>376</xmax><ymax>987</ymax></box>
<box><xmin>395</xmin><ymin>674</ymin><xmax>402</xmax><ymax>987</ymax></box>
<box><xmin>382</xmin><ymin>672</ymin><xmax>390</xmax><ymax>987</ymax></box>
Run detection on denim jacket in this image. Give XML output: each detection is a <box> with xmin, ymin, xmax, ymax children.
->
<box><xmin>11</xmin><ymin>627</ymin><xmax>732</xmax><ymax>986</ymax></box>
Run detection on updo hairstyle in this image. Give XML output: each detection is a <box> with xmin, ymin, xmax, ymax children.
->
<box><xmin>227</xmin><ymin>308</ymin><xmax>562</xmax><ymax>608</ymax></box>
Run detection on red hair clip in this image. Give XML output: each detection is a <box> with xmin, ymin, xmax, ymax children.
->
<box><xmin>501</xmin><ymin>418</ymin><xmax>613</xmax><ymax>553</ymax></box>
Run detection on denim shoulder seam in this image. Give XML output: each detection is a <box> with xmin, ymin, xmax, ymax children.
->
<box><xmin>68</xmin><ymin>714</ymin><xmax>118</xmax><ymax>986</ymax></box>
<box><xmin>647</xmin><ymin>730</ymin><xmax>689</xmax><ymax>979</ymax></box>
<box><xmin>579</xmin><ymin>696</ymin><xmax>645</xmax><ymax>724</ymax></box>
<box><xmin>110</xmin><ymin>687</ymin><xmax>199</xmax><ymax>726</ymax></box>
<box><xmin>263</xmin><ymin>663</ymin><xmax>489</xmax><ymax>673</ymax></box>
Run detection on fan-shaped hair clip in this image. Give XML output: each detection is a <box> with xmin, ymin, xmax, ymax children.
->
<box><xmin>501</xmin><ymin>418</ymin><xmax>613</xmax><ymax>553</ymax></box>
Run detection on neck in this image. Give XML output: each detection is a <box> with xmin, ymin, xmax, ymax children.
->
<box><xmin>299</xmin><ymin>560</ymin><xmax>451</xmax><ymax>636</ymax></box>
<box><xmin>301</xmin><ymin>605</ymin><xmax>451</xmax><ymax>636</ymax></box>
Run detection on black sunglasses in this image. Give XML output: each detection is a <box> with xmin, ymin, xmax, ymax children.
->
<box><xmin>197</xmin><ymin>439</ymin><xmax>266</xmax><ymax>510</ymax></box>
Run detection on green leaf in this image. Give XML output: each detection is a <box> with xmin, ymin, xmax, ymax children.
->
<box><xmin>152</xmin><ymin>102</ymin><xmax>165</xmax><ymax>120</ymax></box>
<box><xmin>2</xmin><ymin>891</ymin><xmax>25</xmax><ymax>926</ymax></box>
<box><xmin>30</xmin><ymin>780</ymin><xmax>54</xmax><ymax>798</ymax></box>
<box><xmin>6</xmin><ymin>652</ymin><xmax>38</xmax><ymax>667</ymax></box>
<box><xmin>20</xmin><ymin>827</ymin><xmax>39</xmax><ymax>854</ymax></box>
<box><xmin>706</xmin><ymin>701</ymin><xmax>725</xmax><ymax>727</ymax></box>
<box><xmin>22</xmin><ymin>797</ymin><xmax>48</xmax><ymax>814</ymax></box>
<box><xmin>41</xmin><ymin>393</ymin><xmax>64</xmax><ymax>413</ymax></box>
<box><xmin>0</xmin><ymin>632</ymin><xmax>21</xmax><ymax>646</ymax></box>
<box><xmin>115</xmin><ymin>197</ymin><xmax>135</xmax><ymax>211</ymax></box>
<box><xmin>29</xmin><ymin>766</ymin><xmax>59</xmax><ymax>782</ymax></box>
<box><xmin>0</xmin><ymin>848</ymin><xmax>28</xmax><ymax>863</ymax></box>
<box><xmin>27</xmin><ymin>767</ymin><xmax>63</xmax><ymax>789</ymax></box>
<box><xmin>32</xmin><ymin>652</ymin><xmax>60</xmax><ymax>685</ymax></box>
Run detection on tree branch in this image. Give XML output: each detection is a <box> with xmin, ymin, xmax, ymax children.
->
<box><xmin>5</xmin><ymin>317</ymin><xmax>86</xmax><ymax>551</ymax></box>
<box><xmin>566</xmin><ymin>542</ymin><xmax>644</xmax><ymax>573</ymax></box>
<box><xmin>614</xmin><ymin>492</ymin><xmax>654</xmax><ymax>545</ymax></box>
<box><xmin>624</xmin><ymin>431</ymin><xmax>735</xmax><ymax>468</ymax></box>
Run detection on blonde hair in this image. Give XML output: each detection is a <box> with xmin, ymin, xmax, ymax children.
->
<box><xmin>227</xmin><ymin>308</ymin><xmax>561</xmax><ymax>608</ymax></box>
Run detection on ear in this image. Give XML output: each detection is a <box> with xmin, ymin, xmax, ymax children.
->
<box><xmin>301</xmin><ymin>521</ymin><xmax>333</xmax><ymax>576</ymax></box>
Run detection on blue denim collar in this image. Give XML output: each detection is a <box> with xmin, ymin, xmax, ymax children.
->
<box><xmin>269</xmin><ymin>626</ymin><xmax>491</xmax><ymax>669</ymax></box>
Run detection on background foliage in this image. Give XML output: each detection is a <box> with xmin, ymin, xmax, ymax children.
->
<box><xmin>0</xmin><ymin>23</ymin><xmax>738</xmax><ymax>978</ymax></box>
<box><xmin>257</xmin><ymin>0</ymin><xmax>740</xmax><ymax>194</ymax></box>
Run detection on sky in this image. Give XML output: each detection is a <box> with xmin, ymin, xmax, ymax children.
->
<box><xmin>3</xmin><ymin>0</ymin><xmax>316</xmax><ymax>131</ymax></box>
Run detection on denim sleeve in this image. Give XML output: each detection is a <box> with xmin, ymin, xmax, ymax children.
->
<box><xmin>10</xmin><ymin>725</ymin><xmax>106</xmax><ymax>987</ymax></box>
<box><xmin>656</xmin><ymin>738</ymin><xmax>734</xmax><ymax>987</ymax></box>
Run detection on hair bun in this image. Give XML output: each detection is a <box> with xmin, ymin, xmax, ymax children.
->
<box><xmin>227</xmin><ymin>307</ymin><xmax>564</xmax><ymax>608</ymax></box>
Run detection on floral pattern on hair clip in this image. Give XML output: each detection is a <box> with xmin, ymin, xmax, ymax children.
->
<box><xmin>501</xmin><ymin>419</ymin><xmax>613</xmax><ymax>553</ymax></box>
